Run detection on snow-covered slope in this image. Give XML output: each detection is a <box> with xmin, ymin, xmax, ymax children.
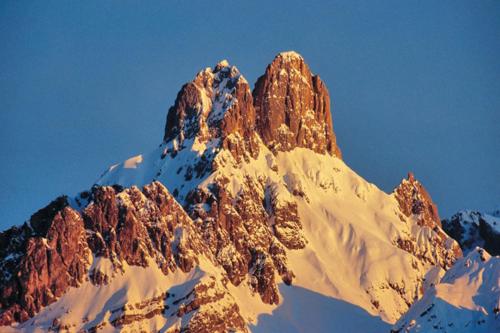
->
<box><xmin>0</xmin><ymin>52</ymin><xmax>469</xmax><ymax>333</ymax></box>
<box><xmin>1</xmin><ymin>143</ymin><xmax>458</xmax><ymax>332</ymax></box>
<box><xmin>393</xmin><ymin>248</ymin><xmax>500</xmax><ymax>333</ymax></box>
<box><xmin>443</xmin><ymin>210</ymin><xmax>500</xmax><ymax>255</ymax></box>
<box><xmin>97</xmin><ymin>133</ymin><xmax>460</xmax><ymax>324</ymax></box>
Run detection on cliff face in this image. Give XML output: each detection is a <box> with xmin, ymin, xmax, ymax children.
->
<box><xmin>0</xmin><ymin>198</ymin><xmax>90</xmax><ymax>324</ymax></box>
<box><xmin>0</xmin><ymin>52</ymin><xmax>471</xmax><ymax>333</ymax></box>
<box><xmin>253</xmin><ymin>52</ymin><xmax>342</xmax><ymax>157</ymax></box>
<box><xmin>163</xmin><ymin>60</ymin><xmax>260</xmax><ymax>164</ymax></box>
<box><xmin>164</xmin><ymin>52</ymin><xmax>342</xmax><ymax>161</ymax></box>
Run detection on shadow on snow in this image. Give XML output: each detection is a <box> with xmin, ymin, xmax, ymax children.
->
<box><xmin>251</xmin><ymin>284</ymin><xmax>391</xmax><ymax>333</ymax></box>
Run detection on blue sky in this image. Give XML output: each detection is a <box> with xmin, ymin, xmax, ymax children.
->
<box><xmin>1</xmin><ymin>0</ymin><xmax>499</xmax><ymax>229</ymax></box>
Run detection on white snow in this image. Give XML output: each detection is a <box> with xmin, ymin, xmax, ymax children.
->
<box><xmin>95</xmin><ymin>141</ymin><xmax>453</xmax><ymax>327</ymax></box>
<box><xmin>278</xmin><ymin>51</ymin><xmax>304</xmax><ymax>61</ymax></box>
<box><xmin>393</xmin><ymin>248</ymin><xmax>500</xmax><ymax>333</ymax></box>
<box><xmin>5</xmin><ymin>132</ymin><xmax>474</xmax><ymax>332</ymax></box>
<box><xmin>123</xmin><ymin>154</ymin><xmax>143</xmax><ymax>169</ymax></box>
<box><xmin>457</xmin><ymin>209</ymin><xmax>500</xmax><ymax>233</ymax></box>
<box><xmin>216</xmin><ymin>59</ymin><xmax>229</xmax><ymax>68</ymax></box>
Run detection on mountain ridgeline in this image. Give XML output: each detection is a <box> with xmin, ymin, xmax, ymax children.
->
<box><xmin>1</xmin><ymin>52</ymin><xmax>497</xmax><ymax>333</ymax></box>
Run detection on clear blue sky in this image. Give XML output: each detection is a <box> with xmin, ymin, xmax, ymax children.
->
<box><xmin>1</xmin><ymin>1</ymin><xmax>499</xmax><ymax>229</ymax></box>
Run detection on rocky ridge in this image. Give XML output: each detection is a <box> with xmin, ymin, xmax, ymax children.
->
<box><xmin>0</xmin><ymin>52</ymin><xmax>469</xmax><ymax>332</ymax></box>
<box><xmin>393</xmin><ymin>173</ymin><xmax>462</xmax><ymax>269</ymax></box>
<box><xmin>442</xmin><ymin>209</ymin><xmax>500</xmax><ymax>256</ymax></box>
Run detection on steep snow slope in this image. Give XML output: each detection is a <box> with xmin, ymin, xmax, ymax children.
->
<box><xmin>98</xmin><ymin>139</ymin><xmax>459</xmax><ymax>324</ymax></box>
<box><xmin>393</xmin><ymin>248</ymin><xmax>500</xmax><ymax>333</ymax></box>
<box><xmin>0</xmin><ymin>52</ymin><xmax>466</xmax><ymax>332</ymax></box>
<box><xmin>2</xmin><ymin>255</ymin><xmax>273</xmax><ymax>333</ymax></box>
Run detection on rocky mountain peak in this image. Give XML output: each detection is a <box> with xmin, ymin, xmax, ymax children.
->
<box><xmin>162</xmin><ymin>59</ymin><xmax>260</xmax><ymax>164</ymax></box>
<box><xmin>5</xmin><ymin>53</ymin><xmax>490</xmax><ymax>332</ymax></box>
<box><xmin>163</xmin><ymin>60</ymin><xmax>255</xmax><ymax>145</ymax></box>
<box><xmin>214</xmin><ymin>59</ymin><xmax>230</xmax><ymax>71</ymax></box>
<box><xmin>253</xmin><ymin>51</ymin><xmax>342</xmax><ymax>157</ymax></box>
<box><xmin>163</xmin><ymin>52</ymin><xmax>342</xmax><ymax>161</ymax></box>
<box><xmin>394</xmin><ymin>172</ymin><xmax>441</xmax><ymax>228</ymax></box>
<box><xmin>392</xmin><ymin>173</ymin><xmax>462</xmax><ymax>269</ymax></box>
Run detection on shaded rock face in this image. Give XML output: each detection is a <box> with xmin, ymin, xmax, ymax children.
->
<box><xmin>442</xmin><ymin>210</ymin><xmax>500</xmax><ymax>256</ymax></box>
<box><xmin>253</xmin><ymin>52</ymin><xmax>342</xmax><ymax>157</ymax></box>
<box><xmin>0</xmin><ymin>182</ymin><xmax>206</xmax><ymax>326</ymax></box>
<box><xmin>393</xmin><ymin>173</ymin><xmax>462</xmax><ymax>269</ymax></box>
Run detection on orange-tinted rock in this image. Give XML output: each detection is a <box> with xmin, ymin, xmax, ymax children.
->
<box><xmin>0</xmin><ymin>182</ymin><xmax>208</xmax><ymax>326</ymax></box>
<box><xmin>394</xmin><ymin>172</ymin><xmax>441</xmax><ymax>228</ymax></box>
<box><xmin>253</xmin><ymin>52</ymin><xmax>342</xmax><ymax>157</ymax></box>
<box><xmin>0</xmin><ymin>199</ymin><xmax>90</xmax><ymax>324</ymax></box>
<box><xmin>163</xmin><ymin>61</ymin><xmax>260</xmax><ymax>162</ymax></box>
<box><xmin>394</xmin><ymin>172</ymin><xmax>462</xmax><ymax>268</ymax></box>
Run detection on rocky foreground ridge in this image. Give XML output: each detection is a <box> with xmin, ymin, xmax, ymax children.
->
<box><xmin>0</xmin><ymin>52</ymin><xmax>487</xmax><ymax>333</ymax></box>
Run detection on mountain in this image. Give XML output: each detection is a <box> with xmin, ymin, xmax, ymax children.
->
<box><xmin>392</xmin><ymin>247</ymin><xmax>500</xmax><ymax>333</ymax></box>
<box><xmin>0</xmin><ymin>51</ymin><xmax>477</xmax><ymax>333</ymax></box>
<box><xmin>442</xmin><ymin>209</ymin><xmax>500</xmax><ymax>256</ymax></box>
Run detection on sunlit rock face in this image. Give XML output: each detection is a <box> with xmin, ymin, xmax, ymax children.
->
<box><xmin>394</xmin><ymin>172</ymin><xmax>441</xmax><ymax>229</ymax></box>
<box><xmin>253</xmin><ymin>51</ymin><xmax>342</xmax><ymax>157</ymax></box>
<box><xmin>0</xmin><ymin>182</ymin><xmax>207</xmax><ymax>326</ymax></box>
<box><xmin>0</xmin><ymin>198</ymin><xmax>90</xmax><ymax>324</ymax></box>
<box><xmin>393</xmin><ymin>172</ymin><xmax>462</xmax><ymax>269</ymax></box>
<box><xmin>163</xmin><ymin>60</ymin><xmax>260</xmax><ymax>163</ymax></box>
<box><xmin>1</xmin><ymin>52</ymin><xmax>490</xmax><ymax>333</ymax></box>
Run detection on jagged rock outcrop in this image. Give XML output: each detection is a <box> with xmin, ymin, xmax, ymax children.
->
<box><xmin>0</xmin><ymin>182</ymin><xmax>208</xmax><ymax>327</ymax></box>
<box><xmin>394</xmin><ymin>172</ymin><xmax>441</xmax><ymax>229</ymax></box>
<box><xmin>253</xmin><ymin>51</ymin><xmax>342</xmax><ymax>157</ymax></box>
<box><xmin>101</xmin><ymin>275</ymin><xmax>248</xmax><ymax>333</ymax></box>
<box><xmin>163</xmin><ymin>60</ymin><xmax>260</xmax><ymax>163</ymax></box>
<box><xmin>1</xmin><ymin>52</ymin><xmax>478</xmax><ymax>332</ymax></box>
<box><xmin>393</xmin><ymin>173</ymin><xmax>462</xmax><ymax>269</ymax></box>
<box><xmin>185</xmin><ymin>174</ymin><xmax>299</xmax><ymax>306</ymax></box>
<box><xmin>442</xmin><ymin>210</ymin><xmax>500</xmax><ymax>255</ymax></box>
<box><xmin>84</xmin><ymin>182</ymin><xmax>207</xmax><ymax>273</ymax></box>
<box><xmin>0</xmin><ymin>197</ymin><xmax>91</xmax><ymax>324</ymax></box>
<box><xmin>147</xmin><ymin>57</ymin><xmax>309</xmax><ymax>305</ymax></box>
<box><xmin>174</xmin><ymin>276</ymin><xmax>248</xmax><ymax>333</ymax></box>
<box><xmin>0</xmin><ymin>174</ymin><xmax>301</xmax><ymax>328</ymax></box>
